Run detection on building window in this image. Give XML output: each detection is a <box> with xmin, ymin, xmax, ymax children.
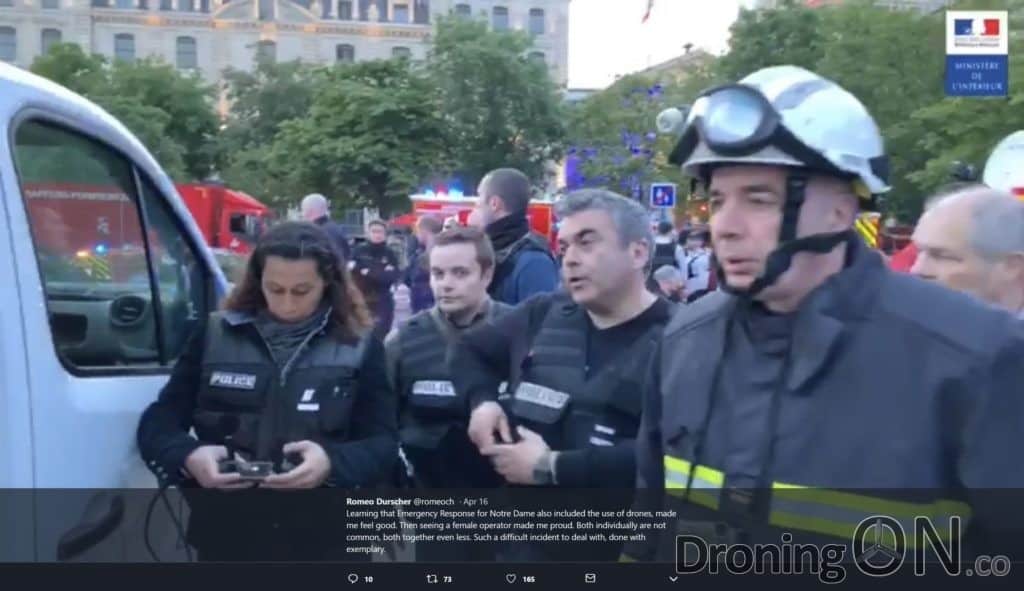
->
<box><xmin>0</xmin><ymin>0</ymin><xmax>12</xmax><ymax>6</ymax></box>
<box><xmin>391</xmin><ymin>46</ymin><xmax>411</xmax><ymax>58</ymax></box>
<box><xmin>258</xmin><ymin>0</ymin><xmax>274</xmax><ymax>20</ymax></box>
<box><xmin>115</xmin><ymin>0</ymin><xmax>135</xmax><ymax>8</ymax></box>
<box><xmin>41</xmin><ymin>29</ymin><xmax>62</xmax><ymax>55</ymax></box>
<box><xmin>178</xmin><ymin>0</ymin><xmax>194</xmax><ymax>10</ymax></box>
<box><xmin>256</xmin><ymin>40</ymin><xmax>276</xmax><ymax>63</ymax></box>
<box><xmin>528</xmin><ymin>51</ymin><xmax>545</xmax><ymax>63</ymax></box>
<box><xmin>159</xmin><ymin>0</ymin><xmax>172</xmax><ymax>9</ymax></box>
<box><xmin>492</xmin><ymin>6</ymin><xmax>508</xmax><ymax>31</ymax></box>
<box><xmin>529</xmin><ymin>8</ymin><xmax>544</xmax><ymax>35</ymax></box>
<box><xmin>176</xmin><ymin>36</ymin><xmax>197</xmax><ymax>70</ymax></box>
<box><xmin>338</xmin><ymin>0</ymin><xmax>352</xmax><ymax>19</ymax></box>
<box><xmin>393</xmin><ymin>3</ymin><xmax>408</xmax><ymax>23</ymax></box>
<box><xmin>413</xmin><ymin>0</ymin><xmax>428</xmax><ymax>23</ymax></box>
<box><xmin>454</xmin><ymin>3</ymin><xmax>470</xmax><ymax>18</ymax></box>
<box><xmin>91</xmin><ymin>0</ymin><xmax>110</xmax><ymax>6</ymax></box>
<box><xmin>336</xmin><ymin>43</ymin><xmax>354</xmax><ymax>63</ymax></box>
<box><xmin>42</xmin><ymin>0</ymin><xmax>60</xmax><ymax>9</ymax></box>
<box><xmin>0</xmin><ymin>27</ymin><xmax>15</xmax><ymax>62</ymax></box>
<box><xmin>114</xmin><ymin>33</ymin><xmax>135</xmax><ymax>62</ymax></box>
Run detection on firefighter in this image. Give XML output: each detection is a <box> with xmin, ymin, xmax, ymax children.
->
<box><xmin>625</xmin><ymin>65</ymin><xmax>1024</xmax><ymax>564</ymax></box>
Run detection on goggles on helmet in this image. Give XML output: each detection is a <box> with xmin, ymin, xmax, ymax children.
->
<box><xmin>667</xmin><ymin>83</ymin><xmax>849</xmax><ymax>181</ymax></box>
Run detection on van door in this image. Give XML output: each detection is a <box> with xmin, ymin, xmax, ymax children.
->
<box><xmin>8</xmin><ymin>118</ymin><xmax>218</xmax><ymax>561</ymax></box>
<box><xmin>0</xmin><ymin>121</ymin><xmax>35</xmax><ymax>562</ymax></box>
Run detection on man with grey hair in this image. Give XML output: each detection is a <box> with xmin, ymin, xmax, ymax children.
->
<box><xmin>300</xmin><ymin>192</ymin><xmax>351</xmax><ymax>261</ymax></box>
<box><xmin>911</xmin><ymin>185</ymin><xmax>1024</xmax><ymax>318</ymax></box>
<box><xmin>451</xmin><ymin>188</ymin><xmax>673</xmax><ymax>562</ymax></box>
<box><xmin>652</xmin><ymin>265</ymin><xmax>685</xmax><ymax>303</ymax></box>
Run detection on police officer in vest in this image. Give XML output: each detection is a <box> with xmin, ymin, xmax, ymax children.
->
<box><xmin>137</xmin><ymin>221</ymin><xmax>398</xmax><ymax>562</ymax></box>
<box><xmin>385</xmin><ymin>225</ymin><xmax>510</xmax><ymax>561</ymax></box>
<box><xmin>623</xmin><ymin>65</ymin><xmax>1024</xmax><ymax>566</ymax></box>
<box><xmin>454</xmin><ymin>188</ymin><xmax>674</xmax><ymax>562</ymax></box>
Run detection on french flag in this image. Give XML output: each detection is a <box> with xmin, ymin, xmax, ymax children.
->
<box><xmin>954</xmin><ymin>18</ymin><xmax>1000</xmax><ymax>36</ymax></box>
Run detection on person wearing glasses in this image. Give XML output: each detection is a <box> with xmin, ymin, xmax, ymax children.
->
<box><xmin>137</xmin><ymin>221</ymin><xmax>398</xmax><ymax>562</ymax></box>
<box><xmin>624</xmin><ymin>65</ymin><xmax>1024</xmax><ymax>565</ymax></box>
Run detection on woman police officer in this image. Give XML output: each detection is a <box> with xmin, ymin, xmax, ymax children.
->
<box><xmin>137</xmin><ymin>221</ymin><xmax>398</xmax><ymax>562</ymax></box>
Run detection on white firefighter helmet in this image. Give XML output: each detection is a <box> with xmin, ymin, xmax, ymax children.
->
<box><xmin>659</xmin><ymin>65</ymin><xmax>890</xmax><ymax>198</ymax></box>
<box><xmin>982</xmin><ymin>130</ymin><xmax>1024</xmax><ymax>195</ymax></box>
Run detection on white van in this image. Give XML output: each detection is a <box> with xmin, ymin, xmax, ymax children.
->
<box><xmin>0</xmin><ymin>63</ymin><xmax>229</xmax><ymax>560</ymax></box>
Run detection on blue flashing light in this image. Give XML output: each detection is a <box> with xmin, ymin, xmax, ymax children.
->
<box><xmin>94</xmin><ymin>244</ymin><xmax>108</xmax><ymax>255</ymax></box>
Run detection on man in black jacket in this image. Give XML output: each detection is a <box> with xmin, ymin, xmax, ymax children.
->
<box><xmin>452</xmin><ymin>188</ymin><xmax>674</xmax><ymax>561</ymax></box>
<box><xmin>351</xmin><ymin>219</ymin><xmax>401</xmax><ymax>341</ymax></box>
<box><xmin>472</xmin><ymin>168</ymin><xmax>559</xmax><ymax>305</ymax></box>
<box><xmin>624</xmin><ymin>64</ymin><xmax>1024</xmax><ymax>566</ymax></box>
<box><xmin>301</xmin><ymin>193</ymin><xmax>351</xmax><ymax>262</ymax></box>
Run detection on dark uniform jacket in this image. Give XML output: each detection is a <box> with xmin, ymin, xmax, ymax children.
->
<box><xmin>452</xmin><ymin>291</ymin><xmax>673</xmax><ymax>489</ymax></box>
<box><xmin>385</xmin><ymin>299</ymin><xmax>512</xmax><ymax>488</ymax></box>
<box><xmin>136</xmin><ymin>309</ymin><xmax>398</xmax><ymax>557</ymax></box>
<box><xmin>627</xmin><ymin>237</ymin><xmax>1024</xmax><ymax>562</ymax></box>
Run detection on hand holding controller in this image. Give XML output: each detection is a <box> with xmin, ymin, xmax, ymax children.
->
<box><xmin>259</xmin><ymin>441</ymin><xmax>331</xmax><ymax>489</ymax></box>
<box><xmin>184</xmin><ymin>445</ymin><xmax>253</xmax><ymax>490</ymax></box>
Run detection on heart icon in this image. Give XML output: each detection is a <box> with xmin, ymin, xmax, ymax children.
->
<box><xmin>347</xmin><ymin>573</ymin><xmax>359</xmax><ymax>584</ymax></box>
<box><xmin>506</xmin><ymin>574</ymin><xmax>517</xmax><ymax>584</ymax></box>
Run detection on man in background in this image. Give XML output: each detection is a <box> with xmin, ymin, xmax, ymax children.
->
<box><xmin>912</xmin><ymin>185</ymin><xmax>1024</xmax><ymax>318</ymax></box>
<box><xmin>404</xmin><ymin>215</ymin><xmax>444</xmax><ymax>314</ymax></box>
<box><xmin>675</xmin><ymin>225</ymin><xmax>713</xmax><ymax>303</ymax></box>
<box><xmin>651</xmin><ymin>265</ymin><xmax>684</xmax><ymax>303</ymax></box>
<box><xmin>473</xmin><ymin>168</ymin><xmax>559</xmax><ymax>304</ymax></box>
<box><xmin>352</xmin><ymin>219</ymin><xmax>401</xmax><ymax>339</ymax></box>
<box><xmin>300</xmin><ymin>193</ymin><xmax>351</xmax><ymax>261</ymax></box>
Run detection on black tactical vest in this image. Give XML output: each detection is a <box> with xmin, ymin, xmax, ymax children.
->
<box><xmin>396</xmin><ymin>304</ymin><xmax>510</xmax><ymax>488</ymax></box>
<box><xmin>507</xmin><ymin>300</ymin><xmax>657</xmax><ymax>453</ymax></box>
<box><xmin>397</xmin><ymin>310</ymin><xmax>467</xmax><ymax>449</ymax></box>
<box><xmin>192</xmin><ymin>312</ymin><xmax>369</xmax><ymax>463</ymax></box>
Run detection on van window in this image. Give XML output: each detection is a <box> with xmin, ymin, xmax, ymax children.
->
<box><xmin>136</xmin><ymin>175</ymin><xmax>209</xmax><ymax>361</ymax></box>
<box><xmin>12</xmin><ymin>120</ymin><xmax>207</xmax><ymax>372</ymax></box>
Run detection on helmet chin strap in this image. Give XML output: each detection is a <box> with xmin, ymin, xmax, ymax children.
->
<box><xmin>715</xmin><ymin>173</ymin><xmax>855</xmax><ymax>300</ymax></box>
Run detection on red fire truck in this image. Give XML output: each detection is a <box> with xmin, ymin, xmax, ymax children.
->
<box><xmin>402</xmin><ymin>190</ymin><xmax>558</xmax><ymax>251</ymax></box>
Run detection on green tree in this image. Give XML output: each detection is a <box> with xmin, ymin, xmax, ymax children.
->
<box><xmin>30</xmin><ymin>45</ymin><xmax>191</xmax><ymax>179</ymax></box>
<box><xmin>29</xmin><ymin>43</ymin><xmax>107</xmax><ymax>95</ymax></box>
<box><xmin>105</xmin><ymin>58</ymin><xmax>221</xmax><ymax>180</ymax></box>
<box><xmin>894</xmin><ymin>0</ymin><xmax>1024</xmax><ymax>219</ymax></box>
<box><xmin>565</xmin><ymin>70</ymin><xmax>706</xmax><ymax>199</ymax></box>
<box><xmin>30</xmin><ymin>44</ymin><xmax>218</xmax><ymax>181</ymax></box>
<box><xmin>427</xmin><ymin>14</ymin><xmax>566</xmax><ymax>191</ymax></box>
<box><xmin>218</xmin><ymin>56</ymin><xmax>321</xmax><ymax>202</ymax></box>
<box><xmin>266</xmin><ymin>59</ymin><xmax>451</xmax><ymax>215</ymax></box>
<box><xmin>811</xmin><ymin>1</ymin><xmax>946</xmax><ymax>221</ymax></box>
<box><xmin>99</xmin><ymin>96</ymin><xmax>188</xmax><ymax>179</ymax></box>
<box><xmin>714</xmin><ymin>0</ymin><xmax>825</xmax><ymax>83</ymax></box>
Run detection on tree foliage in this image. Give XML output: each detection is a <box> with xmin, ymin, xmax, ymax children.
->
<box><xmin>715</xmin><ymin>0</ymin><xmax>826</xmax><ymax>82</ymax></box>
<box><xmin>566</xmin><ymin>0</ymin><xmax>1024</xmax><ymax>223</ymax></box>
<box><xmin>427</xmin><ymin>14</ymin><xmax>567</xmax><ymax>191</ymax></box>
<box><xmin>217</xmin><ymin>56</ymin><xmax>322</xmax><ymax>203</ymax></box>
<box><xmin>29</xmin><ymin>43</ymin><xmax>219</xmax><ymax>181</ymax></box>
<box><xmin>265</xmin><ymin>59</ymin><xmax>451</xmax><ymax>215</ymax></box>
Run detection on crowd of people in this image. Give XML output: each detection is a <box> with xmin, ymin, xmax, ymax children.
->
<box><xmin>134</xmin><ymin>63</ymin><xmax>1024</xmax><ymax>566</ymax></box>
